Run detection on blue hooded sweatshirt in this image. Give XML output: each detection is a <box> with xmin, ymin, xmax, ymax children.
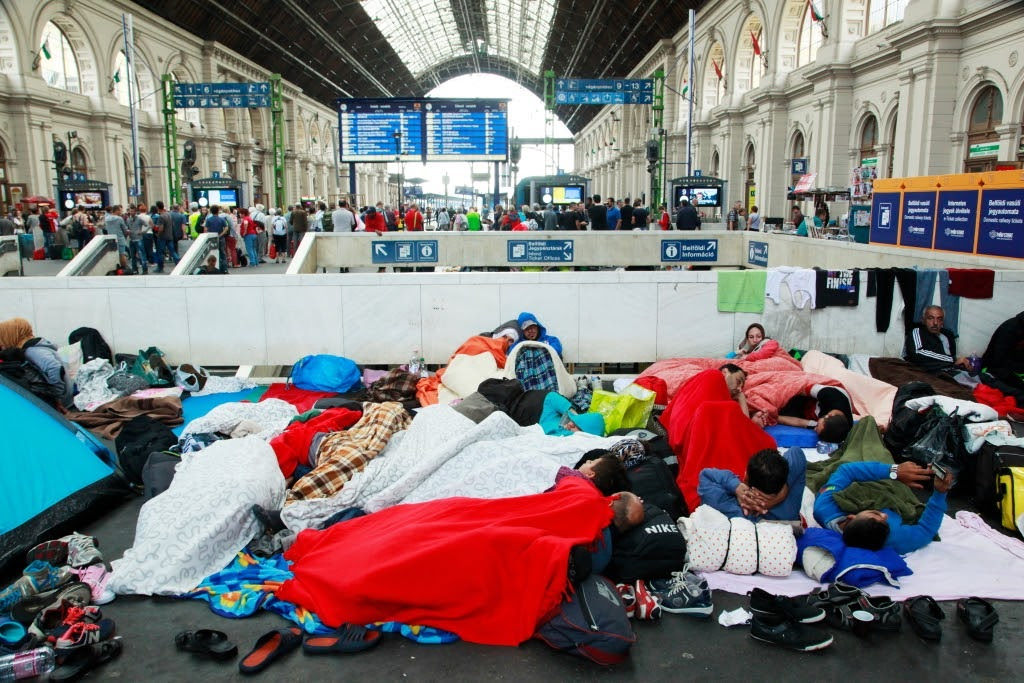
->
<box><xmin>514</xmin><ymin>311</ymin><xmax>563</xmax><ymax>357</ymax></box>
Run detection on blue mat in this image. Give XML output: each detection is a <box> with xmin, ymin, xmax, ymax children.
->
<box><xmin>173</xmin><ymin>387</ymin><xmax>265</xmax><ymax>436</ymax></box>
<box><xmin>764</xmin><ymin>424</ymin><xmax>818</xmax><ymax>448</ymax></box>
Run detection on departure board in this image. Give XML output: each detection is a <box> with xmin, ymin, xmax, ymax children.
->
<box><xmin>339</xmin><ymin>99</ymin><xmax>425</xmax><ymax>162</ymax></box>
<box><xmin>424</xmin><ymin>99</ymin><xmax>508</xmax><ymax>161</ymax></box>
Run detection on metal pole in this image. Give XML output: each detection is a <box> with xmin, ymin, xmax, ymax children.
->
<box><xmin>160</xmin><ymin>74</ymin><xmax>180</xmax><ymax>205</ymax></box>
<box><xmin>493</xmin><ymin>161</ymin><xmax>499</xmax><ymax>210</ymax></box>
<box><xmin>348</xmin><ymin>162</ymin><xmax>356</xmax><ymax>198</ymax></box>
<box><xmin>122</xmin><ymin>14</ymin><xmax>141</xmax><ymax>202</ymax></box>
<box><xmin>270</xmin><ymin>74</ymin><xmax>285</xmax><ymax>208</ymax></box>
<box><xmin>687</xmin><ymin>9</ymin><xmax>695</xmax><ymax>178</ymax></box>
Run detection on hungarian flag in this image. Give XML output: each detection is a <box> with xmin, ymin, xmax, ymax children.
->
<box><xmin>751</xmin><ymin>31</ymin><xmax>762</xmax><ymax>56</ymax></box>
<box><xmin>40</xmin><ymin>40</ymin><xmax>51</xmax><ymax>60</ymax></box>
<box><xmin>809</xmin><ymin>0</ymin><xmax>825</xmax><ymax>22</ymax></box>
<box><xmin>712</xmin><ymin>59</ymin><xmax>722</xmax><ymax>80</ymax></box>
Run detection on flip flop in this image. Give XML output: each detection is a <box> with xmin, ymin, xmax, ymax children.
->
<box><xmin>958</xmin><ymin>597</ymin><xmax>998</xmax><ymax>643</ymax></box>
<box><xmin>51</xmin><ymin>637</ymin><xmax>123</xmax><ymax>681</ymax></box>
<box><xmin>903</xmin><ymin>596</ymin><xmax>944</xmax><ymax>642</ymax></box>
<box><xmin>239</xmin><ymin>627</ymin><xmax>302</xmax><ymax>675</ymax></box>
<box><xmin>303</xmin><ymin>624</ymin><xmax>381</xmax><ymax>654</ymax></box>
<box><xmin>174</xmin><ymin>629</ymin><xmax>238</xmax><ymax>660</ymax></box>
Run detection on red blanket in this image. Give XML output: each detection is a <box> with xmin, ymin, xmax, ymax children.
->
<box><xmin>269</xmin><ymin>406</ymin><xmax>363</xmax><ymax>477</ymax></box>
<box><xmin>276</xmin><ymin>478</ymin><xmax>612</xmax><ymax>646</ymax></box>
<box><xmin>659</xmin><ymin>369</ymin><xmax>776</xmax><ymax>511</ymax></box>
<box><xmin>260</xmin><ymin>383</ymin><xmax>341</xmax><ymax>413</ymax></box>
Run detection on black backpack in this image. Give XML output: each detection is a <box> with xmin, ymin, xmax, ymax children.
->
<box><xmin>69</xmin><ymin>327</ymin><xmax>113</xmax><ymax>364</ymax></box>
<box><xmin>114</xmin><ymin>415</ymin><xmax>179</xmax><ymax>488</ymax></box>
<box><xmin>604</xmin><ymin>503</ymin><xmax>687</xmax><ymax>583</ymax></box>
<box><xmin>626</xmin><ymin>456</ymin><xmax>685</xmax><ymax>519</ymax></box>
<box><xmin>534</xmin><ymin>574</ymin><xmax>636</xmax><ymax>666</ymax></box>
<box><xmin>883</xmin><ymin>381</ymin><xmax>935</xmax><ymax>458</ymax></box>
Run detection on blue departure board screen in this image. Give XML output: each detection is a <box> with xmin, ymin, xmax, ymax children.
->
<box><xmin>424</xmin><ymin>99</ymin><xmax>508</xmax><ymax>161</ymax></box>
<box><xmin>339</xmin><ymin>99</ymin><xmax>425</xmax><ymax>162</ymax></box>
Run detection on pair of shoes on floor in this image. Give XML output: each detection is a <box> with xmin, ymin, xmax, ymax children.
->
<box><xmin>823</xmin><ymin>594</ymin><xmax>902</xmax><ymax>635</ymax></box>
<box><xmin>748</xmin><ymin>588</ymin><xmax>832</xmax><ymax>652</ymax></box>
<box><xmin>615</xmin><ymin>581</ymin><xmax>662</xmax><ymax>620</ymax></box>
<box><xmin>30</xmin><ymin>597</ymin><xmax>105</xmax><ymax>647</ymax></box>
<box><xmin>12</xmin><ymin>581</ymin><xmax>92</xmax><ymax>626</ymax></box>
<box><xmin>0</xmin><ymin>561</ymin><xmax>73</xmax><ymax>614</ymax></box>
<box><xmin>904</xmin><ymin>596</ymin><xmax>998</xmax><ymax>643</ymax></box>
<box><xmin>647</xmin><ymin>568</ymin><xmax>713</xmax><ymax>617</ymax></box>
<box><xmin>51</xmin><ymin>637</ymin><xmax>123</xmax><ymax>681</ymax></box>
<box><xmin>25</xmin><ymin>533</ymin><xmax>104</xmax><ymax>569</ymax></box>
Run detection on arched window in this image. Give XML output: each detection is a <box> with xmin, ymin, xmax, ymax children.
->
<box><xmin>744</xmin><ymin>143</ymin><xmax>756</xmax><ymax>211</ymax></box>
<box><xmin>792</xmin><ymin>131</ymin><xmax>805</xmax><ymax>160</ymax></box>
<box><xmin>965</xmin><ymin>86</ymin><xmax>1003</xmax><ymax>172</ymax></box>
<box><xmin>736</xmin><ymin>17</ymin><xmax>765</xmax><ymax>95</ymax></box>
<box><xmin>296</xmin><ymin>117</ymin><xmax>308</xmax><ymax>154</ymax></box>
<box><xmin>112</xmin><ymin>51</ymin><xmax>156</xmax><ymax>112</ymax></box>
<box><xmin>71</xmin><ymin>147</ymin><xmax>88</xmax><ymax>176</ymax></box>
<box><xmin>710</xmin><ymin>150</ymin><xmax>720</xmax><ymax>178</ymax></box>
<box><xmin>859</xmin><ymin>114</ymin><xmax>879</xmax><ymax>166</ymax></box>
<box><xmin>249</xmin><ymin>108</ymin><xmax>263</xmax><ymax>143</ymax></box>
<box><xmin>40</xmin><ymin>22</ymin><xmax>81</xmax><ymax>93</ymax></box>
<box><xmin>886</xmin><ymin>112</ymin><xmax>898</xmax><ymax>178</ymax></box>
<box><xmin>170</xmin><ymin>72</ymin><xmax>201</xmax><ymax>127</ymax></box>
<box><xmin>797</xmin><ymin>5</ymin><xmax>822</xmax><ymax>67</ymax></box>
<box><xmin>867</xmin><ymin>0</ymin><xmax>907</xmax><ymax>35</ymax></box>
<box><xmin>702</xmin><ymin>43</ymin><xmax>727</xmax><ymax>109</ymax></box>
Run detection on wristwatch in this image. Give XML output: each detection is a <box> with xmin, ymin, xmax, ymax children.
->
<box><xmin>889</xmin><ymin>464</ymin><xmax>898</xmax><ymax>480</ymax></box>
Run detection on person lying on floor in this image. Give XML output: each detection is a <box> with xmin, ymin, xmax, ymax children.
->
<box><xmin>0</xmin><ymin>317</ymin><xmax>72</xmax><ymax>407</ymax></box>
<box><xmin>775</xmin><ymin>383</ymin><xmax>853</xmax><ymax>443</ymax></box>
<box><xmin>551</xmin><ymin>449</ymin><xmax>630</xmax><ymax>496</ymax></box>
<box><xmin>813</xmin><ymin>461</ymin><xmax>952</xmax><ymax>554</ymax></box>
<box><xmin>472</xmin><ymin>378</ymin><xmax>604</xmax><ymax>436</ymax></box>
<box><xmin>698</xmin><ymin>447</ymin><xmax>806</xmax><ymax>521</ymax></box>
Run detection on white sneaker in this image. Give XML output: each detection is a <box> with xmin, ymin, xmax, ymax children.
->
<box><xmin>61</xmin><ymin>533</ymin><xmax>103</xmax><ymax>568</ymax></box>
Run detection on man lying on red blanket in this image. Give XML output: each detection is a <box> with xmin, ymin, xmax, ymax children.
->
<box><xmin>276</xmin><ymin>478</ymin><xmax>643</xmax><ymax>646</ymax></box>
<box><xmin>659</xmin><ymin>366</ymin><xmax>777</xmax><ymax>512</ymax></box>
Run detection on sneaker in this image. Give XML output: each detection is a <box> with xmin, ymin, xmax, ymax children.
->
<box><xmin>11</xmin><ymin>581</ymin><xmax>92</xmax><ymax>625</ymax></box>
<box><xmin>616</xmin><ymin>583</ymin><xmax>636</xmax><ymax>619</ymax></box>
<box><xmin>55</xmin><ymin>619</ymin><xmax>116</xmax><ymax>651</ymax></box>
<box><xmin>801</xmin><ymin>582</ymin><xmax>864</xmax><ymax>610</ymax></box>
<box><xmin>633</xmin><ymin>580</ymin><xmax>662</xmax><ymax>621</ymax></box>
<box><xmin>25</xmin><ymin>539</ymin><xmax>70</xmax><ymax>567</ymax></box>
<box><xmin>749</xmin><ymin>615</ymin><xmax>834</xmax><ymax>652</ymax></box>
<box><xmin>62</xmin><ymin>534</ymin><xmax>103</xmax><ymax>568</ymax></box>
<box><xmin>648</xmin><ymin>572</ymin><xmax>714</xmax><ymax>617</ymax></box>
<box><xmin>71</xmin><ymin>565</ymin><xmax>115</xmax><ymax>606</ymax></box>
<box><xmin>0</xmin><ymin>561</ymin><xmax>72</xmax><ymax>614</ymax></box>
<box><xmin>30</xmin><ymin>598</ymin><xmax>102</xmax><ymax>643</ymax></box>
<box><xmin>749</xmin><ymin>587</ymin><xmax>826</xmax><ymax>624</ymax></box>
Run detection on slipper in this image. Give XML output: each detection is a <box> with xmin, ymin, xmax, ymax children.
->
<box><xmin>51</xmin><ymin>636</ymin><xmax>123</xmax><ymax>681</ymax></box>
<box><xmin>239</xmin><ymin>627</ymin><xmax>302</xmax><ymax>675</ymax></box>
<box><xmin>958</xmin><ymin>597</ymin><xmax>998</xmax><ymax>643</ymax></box>
<box><xmin>175</xmin><ymin>629</ymin><xmax>238</xmax><ymax>660</ymax></box>
<box><xmin>303</xmin><ymin>624</ymin><xmax>381</xmax><ymax>654</ymax></box>
<box><xmin>0</xmin><ymin>619</ymin><xmax>28</xmax><ymax>649</ymax></box>
<box><xmin>904</xmin><ymin>596</ymin><xmax>944</xmax><ymax>642</ymax></box>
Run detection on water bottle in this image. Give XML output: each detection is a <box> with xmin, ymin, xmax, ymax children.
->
<box><xmin>590</xmin><ymin>375</ymin><xmax>602</xmax><ymax>392</ymax></box>
<box><xmin>408</xmin><ymin>349</ymin><xmax>421</xmax><ymax>376</ymax></box>
<box><xmin>816</xmin><ymin>440</ymin><xmax>838</xmax><ymax>455</ymax></box>
<box><xmin>0</xmin><ymin>648</ymin><xmax>55</xmax><ymax>681</ymax></box>
<box><xmin>418</xmin><ymin>355</ymin><xmax>428</xmax><ymax>378</ymax></box>
<box><xmin>968</xmin><ymin>353</ymin><xmax>981</xmax><ymax>374</ymax></box>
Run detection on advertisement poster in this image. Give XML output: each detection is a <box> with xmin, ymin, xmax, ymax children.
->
<box><xmin>869</xmin><ymin>192</ymin><xmax>900</xmax><ymax>245</ymax></box>
<box><xmin>977</xmin><ymin>189</ymin><xmax>1024</xmax><ymax>259</ymax></box>
<box><xmin>899</xmin><ymin>191</ymin><xmax>936</xmax><ymax>249</ymax></box>
<box><xmin>934</xmin><ymin>190</ymin><xmax>978</xmax><ymax>253</ymax></box>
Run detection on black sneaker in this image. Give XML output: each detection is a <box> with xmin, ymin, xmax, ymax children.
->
<box><xmin>750</xmin><ymin>615</ymin><xmax>834</xmax><ymax>652</ymax></box>
<box><xmin>749</xmin><ymin>587</ymin><xmax>826</xmax><ymax>624</ymax></box>
<box><xmin>801</xmin><ymin>582</ymin><xmax>864</xmax><ymax>610</ymax></box>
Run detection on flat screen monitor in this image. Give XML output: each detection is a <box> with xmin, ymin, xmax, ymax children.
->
<box><xmin>540</xmin><ymin>185</ymin><xmax>584</xmax><ymax>205</ymax></box>
<box><xmin>73</xmin><ymin>192</ymin><xmax>103</xmax><ymax>208</ymax></box>
<box><xmin>675</xmin><ymin>186</ymin><xmax>721</xmax><ymax>207</ymax></box>
<box><xmin>194</xmin><ymin>189</ymin><xmax>239</xmax><ymax>208</ymax></box>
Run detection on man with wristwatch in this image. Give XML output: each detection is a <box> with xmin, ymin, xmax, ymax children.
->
<box><xmin>813</xmin><ymin>461</ymin><xmax>953</xmax><ymax>554</ymax></box>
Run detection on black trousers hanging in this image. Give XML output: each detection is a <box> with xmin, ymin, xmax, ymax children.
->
<box><xmin>869</xmin><ymin>268</ymin><xmax>917</xmax><ymax>333</ymax></box>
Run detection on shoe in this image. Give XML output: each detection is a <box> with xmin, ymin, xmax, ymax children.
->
<box><xmin>648</xmin><ymin>572</ymin><xmax>714</xmax><ymax>617</ymax></box>
<box><xmin>958</xmin><ymin>597</ymin><xmax>998</xmax><ymax>643</ymax></box>
<box><xmin>749</xmin><ymin>615</ymin><xmax>834</xmax><ymax>652</ymax></box>
<box><xmin>31</xmin><ymin>598</ymin><xmax>102</xmax><ymax>643</ymax></box>
<box><xmin>854</xmin><ymin>595</ymin><xmax>902</xmax><ymax>632</ymax></box>
<box><xmin>800</xmin><ymin>582</ymin><xmax>864</xmax><ymax>610</ymax></box>
<box><xmin>62</xmin><ymin>534</ymin><xmax>103</xmax><ymax>568</ymax></box>
<box><xmin>71</xmin><ymin>565</ymin><xmax>114</xmax><ymax>605</ymax></box>
<box><xmin>616</xmin><ymin>584</ymin><xmax>636</xmax><ymax>618</ymax></box>
<box><xmin>55</xmin><ymin>618</ymin><xmax>116</xmax><ymax>651</ymax></box>
<box><xmin>12</xmin><ymin>581</ymin><xmax>92</xmax><ymax>626</ymax></box>
<box><xmin>904</xmin><ymin>596</ymin><xmax>944</xmax><ymax>642</ymax></box>
<box><xmin>632</xmin><ymin>580</ymin><xmax>662</xmax><ymax>621</ymax></box>
<box><xmin>25</xmin><ymin>539</ymin><xmax>70</xmax><ymax>567</ymax></box>
<box><xmin>302</xmin><ymin>624</ymin><xmax>381</xmax><ymax>654</ymax></box>
<box><xmin>239</xmin><ymin>627</ymin><xmax>303</xmax><ymax>675</ymax></box>
<box><xmin>750</xmin><ymin>587</ymin><xmax>825</xmax><ymax>624</ymax></box>
<box><xmin>51</xmin><ymin>637</ymin><xmax>123</xmax><ymax>681</ymax></box>
<box><xmin>175</xmin><ymin>629</ymin><xmax>238</xmax><ymax>660</ymax></box>
<box><xmin>0</xmin><ymin>561</ymin><xmax>72</xmax><ymax>614</ymax></box>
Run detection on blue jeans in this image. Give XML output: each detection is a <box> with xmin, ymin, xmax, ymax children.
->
<box><xmin>244</xmin><ymin>234</ymin><xmax>258</xmax><ymax>267</ymax></box>
<box><xmin>217</xmin><ymin>236</ymin><xmax>229</xmax><ymax>273</ymax></box>
<box><xmin>158</xmin><ymin>238</ymin><xmax>179</xmax><ymax>265</ymax></box>
<box><xmin>129</xmin><ymin>240</ymin><xmax>148</xmax><ymax>273</ymax></box>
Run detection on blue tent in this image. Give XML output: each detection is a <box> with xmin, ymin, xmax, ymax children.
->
<box><xmin>0</xmin><ymin>376</ymin><xmax>128</xmax><ymax>573</ymax></box>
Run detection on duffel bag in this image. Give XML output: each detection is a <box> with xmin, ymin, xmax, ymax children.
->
<box><xmin>973</xmin><ymin>444</ymin><xmax>1024</xmax><ymax>513</ymax></box>
<box><xmin>534</xmin><ymin>574</ymin><xmax>636</xmax><ymax>665</ymax></box>
<box><xmin>997</xmin><ymin>466</ymin><xmax>1024</xmax><ymax>534</ymax></box>
<box><xmin>289</xmin><ymin>354</ymin><xmax>361</xmax><ymax>393</ymax></box>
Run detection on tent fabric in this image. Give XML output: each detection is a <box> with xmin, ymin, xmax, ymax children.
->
<box><xmin>0</xmin><ymin>377</ymin><xmax>124</xmax><ymax>572</ymax></box>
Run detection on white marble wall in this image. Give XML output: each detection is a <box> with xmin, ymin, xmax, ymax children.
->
<box><xmin>3</xmin><ymin>269</ymin><xmax>1022</xmax><ymax>367</ymax></box>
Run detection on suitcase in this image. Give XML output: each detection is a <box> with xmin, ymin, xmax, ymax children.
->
<box><xmin>997</xmin><ymin>466</ymin><xmax>1024</xmax><ymax>533</ymax></box>
<box><xmin>973</xmin><ymin>444</ymin><xmax>1024</xmax><ymax>513</ymax></box>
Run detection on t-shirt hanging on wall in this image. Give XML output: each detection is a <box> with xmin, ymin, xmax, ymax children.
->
<box><xmin>815</xmin><ymin>269</ymin><xmax>859</xmax><ymax>308</ymax></box>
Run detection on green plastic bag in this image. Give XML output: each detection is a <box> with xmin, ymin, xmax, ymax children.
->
<box><xmin>587</xmin><ymin>384</ymin><xmax>655</xmax><ymax>433</ymax></box>
<box><xmin>131</xmin><ymin>346</ymin><xmax>174</xmax><ymax>387</ymax></box>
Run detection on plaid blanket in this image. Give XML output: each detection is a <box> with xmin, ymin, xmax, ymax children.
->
<box><xmin>285</xmin><ymin>401</ymin><xmax>411</xmax><ymax>504</ymax></box>
<box><xmin>365</xmin><ymin>368</ymin><xmax>420</xmax><ymax>403</ymax></box>
<box><xmin>514</xmin><ymin>347</ymin><xmax>559</xmax><ymax>392</ymax></box>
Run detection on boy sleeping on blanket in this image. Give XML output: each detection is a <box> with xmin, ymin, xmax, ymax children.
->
<box><xmin>774</xmin><ymin>384</ymin><xmax>854</xmax><ymax>444</ymax></box>
<box><xmin>698</xmin><ymin>447</ymin><xmax>806</xmax><ymax>522</ymax></box>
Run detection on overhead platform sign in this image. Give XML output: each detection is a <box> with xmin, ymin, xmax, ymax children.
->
<box><xmin>340</xmin><ymin>99</ymin><xmax>425</xmax><ymax>162</ymax></box>
<box><xmin>555</xmin><ymin>78</ymin><xmax>654</xmax><ymax>105</ymax></box>
<box><xmin>172</xmin><ymin>82</ymin><xmax>270</xmax><ymax>108</ymax></box>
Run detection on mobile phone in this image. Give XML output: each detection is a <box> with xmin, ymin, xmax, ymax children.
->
<box><xmin>931</xmin><ymin>462</ymin><xmax>947</xmax><ymax>479</ymax></box>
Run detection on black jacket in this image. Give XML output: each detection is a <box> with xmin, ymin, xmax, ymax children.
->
<box><xmin>982</xmin><ymin>311</ymin><xmax>1024</xmax><ymax>374</ymax></box>
<box><xmin>675</xmin><ymin>205</ymin><xmax>701</xmax><ymax>230</ymax></box>
<box><xmin>904</xmin><ymin>323</ymin><xmax>957</xmax><ymax>374</ymax></box>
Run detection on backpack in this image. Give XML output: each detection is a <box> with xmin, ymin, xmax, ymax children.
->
<box><xmin>68</xmin><ymin>327</ymin><xmax>113</xmax><ymax>364</ymax></box>
<box><xmin>883</xmin><ymin>380</ymin><xmax>935</xmax><ymax>458</ymax></box>
<box><xmin>626</xmin><ymin>456</ymin><xmax>685</xmax><ymax>519</ymax></box>
<box><xmin>534</xmin><ymin>574</ymin><xmax>636</xmax><ymax>665</ymax></box>
<box><xmin>385</xmin><ymin>210</ymin><xmax>398</xmax><ymax>231</ymax></box>
<box><xmin>272</xmin><ymin>216</ymin><xmax>287</xmax><ymax>236</ymax></box>
<box><xmin>114</xmin><ymin>415</ymin><xmax>179</xmax><ymax>488</ymax></box>
<box><xmin>289</xmin><ymin>354</ymin><xmax>362</xmax><ymax>393</ymax></box>
<box><xmin>605</xmin><ymin>503</ymin><xmax>687</xmax><ymax>583</ymax></box>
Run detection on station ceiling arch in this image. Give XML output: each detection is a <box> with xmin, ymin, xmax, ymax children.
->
<box><xmin>129</xmin><ymin>0</ymin><xmax>703</xmax><ymax>133</ymax></box>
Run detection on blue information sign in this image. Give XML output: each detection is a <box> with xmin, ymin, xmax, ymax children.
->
<box><xmin>899</xmin><ymin>191</ymin><xmax>936</xmax><ymax>249</ymax></box>
<box><xmin>934</xmin><ymin>190</ymin><xmax>978</xmax><ymax>253</ymax></box>
<box><xmin>172</xmin><ymin>82</ymin><xmax>270</xmax><ymax>108</ymax></box>
<box><xmin>869</xmin><ymin>192</ymin><xmax>900</xmax><ymax>245</ymax></box>
<box><xmin>791</xmin><ymin>158</ymin><xmax>808</xmax><ymax>175</ymax></box>
<box><xmin>747</xmin><ymin>241</ymin><xmax>769</xmax><ymax>267</ymax></box>
<box><xmin>371</xmin><ymin>240</ymin><xmax>438</xmax><ymax>264</ymax></box>
<box><xmin>661</xmin><ymin>239</ymin><xmax>719</xmax><ymax>262</ymax></box>
<box><xmin>507</xmin><ymin>240</ymin><xmax>574</xmax><ymax>263</ymax></box>
<box><xmin>555</xmin><ymin>78</ymin><xmax>654</xmax><ymax>105</ymax></box>
<box><xmin>425</xmin><ymin>99</ymin><xmax>508</xmax><ymax>161</ymax></box>
<box><xmin>340</xmin><ymin>99</ymin><xmax>425</xmax><ymax>162</ymax></box>
<box><xmin>977</xmin><ymin>189</ymin><xmax>1024</xmax><ymax>259</ymax></box>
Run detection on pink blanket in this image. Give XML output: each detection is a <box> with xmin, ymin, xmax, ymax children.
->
<box><xmin>639</xmin><ymin>348</ymin><xmax>801</xmax><ymax>400</ymax></box>
<box><xmin>799</xmin><ymin>350</ymin><xmax>897</xmax><ymax>427</ymax></box>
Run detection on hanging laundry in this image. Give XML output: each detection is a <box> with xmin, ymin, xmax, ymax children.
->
<box><xmin>947</xmin><ymin>268</ymin><xmax>995</xmax><ymax>299</ymax></box>
<box><xmin>815</xmin><ymin>269</ymin><xmax>859</xmax><ymax>308</ymax></box>
<box><xmin>717</xmin><ymin>270</ymin><xmax>767</xmax><ymax>313</ymax></box>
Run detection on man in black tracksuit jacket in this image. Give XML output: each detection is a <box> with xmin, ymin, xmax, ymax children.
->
<box><xmin>903</xmin><ymin>305</ymin><xmax>970</xmax><ymax>375</ymax></box>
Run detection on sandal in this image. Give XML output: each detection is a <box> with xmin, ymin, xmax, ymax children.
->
<box><xmin>303</xmin><ymin>624</ymin><xmax>381</xmax><ymax>654</ymax></box>
<box><xmin>239</xmin><ymin>627</ymin><xmax>302</xmax><ymax>675</ymax></box>
<box><xmin>957</xmin><ymin>597</ymin><xmax>998</xmax><ymax>643</ymax></box>
<box><xmin>802</xmin><ymin>582</ymin><xmax>864</xmax><ymax>610</ymax></box>
<box><xmin>175</xmin><ymin>629</ymin><xmax>238</xmax><ymax>660</ymax></box>
<box><xmin>52</xmin><ymin>636</ymin><xmax>123</xmax><ymax>681</ymax></box>
<box><xmin>904</xmin><ymin>596</ymin><xmax>944</xmax><ymax>642</ymax></box>
<box><xmin>855</xmin><ymin>595</ymin><xmax>902</xmax><ymax>632</ymax></box>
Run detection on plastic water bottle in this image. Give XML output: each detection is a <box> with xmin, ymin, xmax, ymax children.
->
<box><xmin>418</xmin><ymin>355</ymin><xmax>427</xmax><ymax>378</ymax></box>
<box><xmin>968</xmin><ymin>353</ymin><xmax>981</xmax><ymax>374</ymax></box>
<box><xmin>590</xmin><ymin>375</ymin><xmax>602</xmax><ymax>392</ymax></box>
<box><xmin>0</xmin><ymin>648</ymin><xmax>55</xmax><ymax>681</ymax></box>
<box><xmin>816</xmin><ymin>440</ymin><xmax>838</xmax><ymax>455</ymax></box>
<box><xmin>408</xmin><ymin>349</ymin><xmax>421</xmax><ymax>376</ymax></box>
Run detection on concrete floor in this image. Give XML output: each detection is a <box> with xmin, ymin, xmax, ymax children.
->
<box><xmin>32</xmin><ymin>493</ymin><xmax>1014</xmax><ymax>682</ymax></box>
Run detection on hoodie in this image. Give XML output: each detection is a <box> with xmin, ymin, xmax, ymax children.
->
<box><xmin>514</xmin><ymin>312</ymin><xmax>563</xmax><ymax>357</ymax></box>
